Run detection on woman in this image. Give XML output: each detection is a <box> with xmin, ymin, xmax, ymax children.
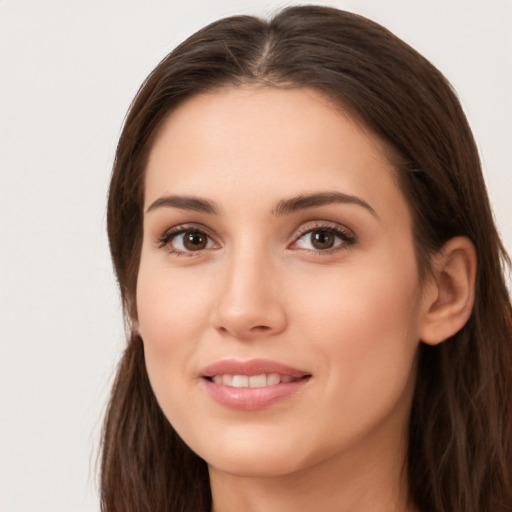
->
<box><xmin>101</xmin><ymin>5</ymin><xmax>512</xmax><ymax>511</ymax></box>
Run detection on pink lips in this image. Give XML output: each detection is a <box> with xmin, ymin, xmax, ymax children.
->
<box><xmin>200</xmin><ymin>358</ymin><xmax>311</xmax><ymax>411</ymax></box>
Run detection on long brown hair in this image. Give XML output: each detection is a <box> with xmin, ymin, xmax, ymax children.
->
<box><xmin>101</xmin><ymin>6</ymin><xmax>512</xmax><ymax>511</ymax></box>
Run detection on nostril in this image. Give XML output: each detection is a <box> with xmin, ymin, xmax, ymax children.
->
<box><xmin>250</xmin><ymin>325</ymin><xmax>271</xmax><ymax>332</ymax></box>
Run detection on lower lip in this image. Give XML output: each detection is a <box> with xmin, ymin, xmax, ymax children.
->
<box><xmin>201</xmin><ymin>377</ymin><xmax>310</xmax><ymax>411</ymax></box>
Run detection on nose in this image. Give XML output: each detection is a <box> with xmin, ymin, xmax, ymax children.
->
<box><xmin>211</xmin><ymin>250</ymin><xmax>287</xmax><ymax>340</ymax></box>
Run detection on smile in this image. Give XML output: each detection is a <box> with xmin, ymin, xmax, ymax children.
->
<box><xmin>200</xmin><ymin>359</ymin><xmax>311</xmax><ymax>410</ymax></box>
<box><xmin>210</xmin><ymin>373</ymin><xmax>300</xmax><ymax>387</ymax></box>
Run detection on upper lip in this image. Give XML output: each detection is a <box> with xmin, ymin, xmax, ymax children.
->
<box><xmin>200</xmin><ymin>358</ymin><xmax>310</xmax><ymax>378</ymax></box>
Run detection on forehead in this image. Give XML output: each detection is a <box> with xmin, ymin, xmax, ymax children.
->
<box><xmin>144</xmin><ymin>86</ymin><xmax>409</xmax><ymax>222</ymax></box>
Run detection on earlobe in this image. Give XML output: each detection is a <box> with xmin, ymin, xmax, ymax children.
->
<box><xmin>420</xmin><ymin>237</ymin><xmax>477</xmax><ymax>346</ymax></box>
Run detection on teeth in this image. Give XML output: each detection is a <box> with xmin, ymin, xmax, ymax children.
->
<box><xmin>222</xmin><ymin>375</ymin><xmax>233</xmax><ymax>386</ymax></box>
<box><xmin>232</xmin><ymin>375</ymin><xmax>249</xmax><ymax>388</ymax></box>
<box><xmin>267</xmin><ymin>373</ymin><xmax>280</xmax><ymax>386</ymax></box>
<box><xmin>210</xmin><ymin>373</ymin><xmax>298</xmax><ymax>388</ymax></box>
<box><xmin>249</xmin><ymin>374</ymin><xmax>267</xmax><ymax>387</ymax></box>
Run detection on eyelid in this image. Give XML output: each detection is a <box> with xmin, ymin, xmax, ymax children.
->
<box><xmin>289</xmin><ymin>220</ymin><xmax>356</xmax><ymax>252</ymax></box>
<box><xmin>155</xmin><ymin>223</ymin><xmax>219</xmax><ymax>254</ymax></box>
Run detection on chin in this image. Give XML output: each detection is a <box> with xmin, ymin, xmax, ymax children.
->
<box><xmin>207</xmin><ymin>452</ymin><xmax>307</xmax><ymax>478</ymax></box>
<box><xmin>190</xmin><ymin>432</ymin><xmax>319</xmax><ymax>478</ymax></box>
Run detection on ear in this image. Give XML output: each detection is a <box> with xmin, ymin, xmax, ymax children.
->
<box><xmin>420</xmin><ymin>236</ymin><xmax>477</xmax><ymax>345</ymax></box>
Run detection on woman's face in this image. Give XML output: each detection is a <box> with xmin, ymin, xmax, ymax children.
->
<box><xmin>137</xmin><ymin>86</ymin><xmax>429</xmax><ymax>478</ymax></box>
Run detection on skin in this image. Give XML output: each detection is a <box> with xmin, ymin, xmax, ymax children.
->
<box><xmin>136</xmin><ymin>86</ymin><xmax>437</xmax><ymax>512</ymax></box>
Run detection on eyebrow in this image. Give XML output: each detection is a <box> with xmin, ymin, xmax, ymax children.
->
<box><xmin>146</xmin><ymin>191</ymin><xmax>377</xmax><ymax>217</ymax></box>
<box><xmin>272</xmin><ymin>192</ymin><xmax>377</xmax><ymax>217</ymax></box>
<box><xmin>146</xmin><ymin>195</ymin><xmax>219</xmax><ymax>214</ymax></box>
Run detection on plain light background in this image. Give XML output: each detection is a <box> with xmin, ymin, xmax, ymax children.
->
<box><xmin>0</xmin><ymin>1</ymin><xmax>510</xmax><ymax>511</ymax></box>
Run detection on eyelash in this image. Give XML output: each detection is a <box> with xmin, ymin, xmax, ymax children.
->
<box><xmin>291</xmin><ymin>221</ymin><xmax>356</xmax><ymax>254</ymax></box>
<box><xmin>156</xmin><ymin>221</ymin><xmax>356</xmax><ymax>257</ymax></box>
<box><xmin>156</xmin><ymin>224</ymin><xmax>217</xmax><ymax>257</ymax></box>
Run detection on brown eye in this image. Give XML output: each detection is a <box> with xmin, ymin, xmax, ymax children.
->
<box><xmin>183</xmin><ymin>231</ymin><xmax>208</xmax><ymax>251</ymax></box>
<box><xmin>160</xmin><ymin>228</ymin><xmax>216</xmax><ymax>254</ymax></box>
<box><xmin>310</xmin><ymin>230</ymin><xmax>335</xmax><ymax>249</ymax></box>
<box><xmin>292</xmin><ymin>225</ymin><xmax>355</xmax><ymax>252</ymax></box>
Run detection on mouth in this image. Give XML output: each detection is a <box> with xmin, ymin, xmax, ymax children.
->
<box><xmin>200</xmin><ymin>359</ymin><xmax>312</xmax><ymax>410</ymax></box>
<box><xmin>206</xmin><ymin>373</ymin><xmax>309</xmax><ymax>388</ymax></box>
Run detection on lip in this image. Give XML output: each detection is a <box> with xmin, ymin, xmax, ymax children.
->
<box><xmin>200</xmin><ymin>358</ymin><xmax>311</xmax><ymax>411</ymax></box>
<box><xmin>200</xmin><ymin>358</ymin><xmax>309</xmax><ymax>378</ymax></box>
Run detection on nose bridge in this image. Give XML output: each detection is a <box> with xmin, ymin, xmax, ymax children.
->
<box><xmin>212</xmin><ymin>242</ymin><xmax>286</xmax><ymax>339</ymax></box>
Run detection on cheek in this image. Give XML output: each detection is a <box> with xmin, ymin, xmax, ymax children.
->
<box><xmin>298</xmin><ymin>249</ymin><xmax>420</xmax><ymax>334</ymax></box>
<box><xmin>137</xmin><ymin>258</ymin><xmax>210</xmax><ymax>341</ymax></box>
<box><xmin>295</xmin><ymin>249</ymin><xmax>422</xmax><ymax>402</ymax></box>
<box><xmin>135</xmin><ymin>260</ymin><xmax>212</xmax><ymax>395</ymax></box>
